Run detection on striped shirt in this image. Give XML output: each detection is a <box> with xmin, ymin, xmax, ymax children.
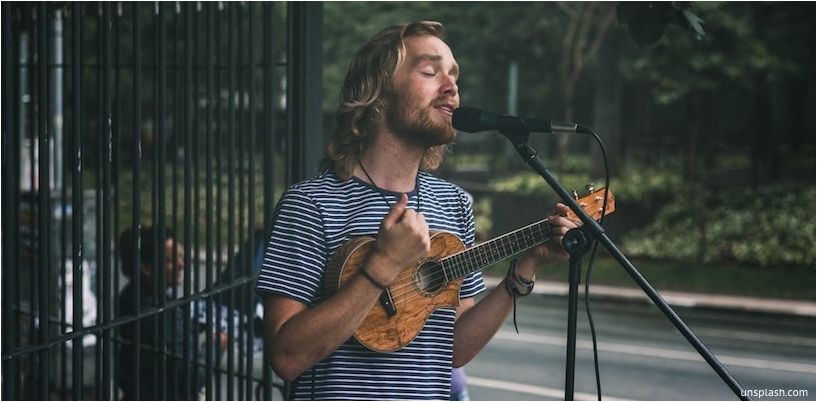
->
<box><xmin>257</xmin><ymin>170</ymin><xmax>485</xmax><ymax>400</ymax></box>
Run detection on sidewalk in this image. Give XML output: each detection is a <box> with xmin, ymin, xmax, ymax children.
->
<box><xmin>483</xmin><ymin>276</ymin><xmax>816</xmax><ymax>317</ymax></box>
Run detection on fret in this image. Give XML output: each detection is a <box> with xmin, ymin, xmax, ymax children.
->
<box><xmin>441</xmin><ymin>218</ymin><xmax>555</xmax><ymax>281</ymax></box>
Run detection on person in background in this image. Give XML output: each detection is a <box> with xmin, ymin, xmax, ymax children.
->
<box><xmin>116</xmin><ymin>225</ymin><xmax>227</xmax><ymax>400</ymax></box>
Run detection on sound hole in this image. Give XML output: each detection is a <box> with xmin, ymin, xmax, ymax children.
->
<box><xmin>413</xmin><ymin>260</ymin><xmax>446</xmax><ymax>295</ymax></box>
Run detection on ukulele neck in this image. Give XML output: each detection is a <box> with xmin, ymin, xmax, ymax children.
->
<box><xmin>440</xmin><ymin>219</ymin><xmax>552</xmax><ymax>281</ymax></box>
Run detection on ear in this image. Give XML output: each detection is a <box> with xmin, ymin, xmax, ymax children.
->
<box><xmin>139</xmin><ymin>263</ymin><xmax>153</xmax><ymax>279</ymax></box>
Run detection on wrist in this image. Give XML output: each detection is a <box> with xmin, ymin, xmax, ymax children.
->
<box><xmin>365</xmin><ymin>253</ymin><xmax>397</xmax><ymax>286</ymax></box>
<box><xmin>360</xmin><ymin>267</ymin><xmax>388</xmax><ymax>290</ymax></box>
<box><xmin>514</xmin><ymin>255</ymin><xmax>537</xmax><ymax>282</ymax></box>
<box><xmin>504</xmin><ymin>259</ymin><xmax>535</xmax><ymax>297</ymax></box>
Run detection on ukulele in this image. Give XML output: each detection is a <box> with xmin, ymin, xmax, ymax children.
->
<box><xmin>323</xmin><ymin>187</ymin><xmax>615</xmax><ymax>352</ymax></box>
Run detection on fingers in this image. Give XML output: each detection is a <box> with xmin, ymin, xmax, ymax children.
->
<box><xmin>382</xmin><ymin>193</ymin><xmax>409</xmax><ymax>229</ymax></box>
<box><xmin>552</xmin><ymin>202</ymin><xmax>570</xmax><ymax>216</ymax></box>
<box><xmin>372</xmin><ymin>195</ymin><xmax>430</xmax><ymax>281</ymax></box>
<box><xmin>550</xmin><ymin>215</ymin><xmax>578</xmax><ymax>230</ymax></box>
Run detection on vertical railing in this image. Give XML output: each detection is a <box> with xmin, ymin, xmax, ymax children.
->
<box><xmin>204</xmin><ymin>3</ymin><xmax>217</xmax><ymax>400</ymax></box>
<box><xmin>2</xmin><ymin>3</ymin><xmax>19</xmax><ymax>399</ymax></box>
<box><xmin>36</xmin><ymin>3</ymin><xmax>51</xmax><ymax>397</ymax></box>
<box><xmin>100</xmin><ymin>4</ymin><xmax>113</xmax><ymax>399</ymax></box>
<box><xmin>1</xmin><ymin>2</ymin><xmax>319</xmax><ymax>399</ymax></box>
<box><xmin>130</xmin><ymin>3</ymin><xmax>142</xmax><ymax>400</ymax></box>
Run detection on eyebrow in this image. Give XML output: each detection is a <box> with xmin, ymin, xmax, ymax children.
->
<box><xmin>411</xmin><ymin>54</ymin><xmax>460</xmax><ymax>77</ymax></box>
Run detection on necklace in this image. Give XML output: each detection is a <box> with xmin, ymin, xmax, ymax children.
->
<box><xmin>357</xmin><ymin>159</ymin><xmax>422</xmax><ymax>213</ymax></box>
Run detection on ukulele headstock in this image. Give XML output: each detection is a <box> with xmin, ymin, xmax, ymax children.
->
<box><xmin>566</xmin><ymin>184</ymin><xmax>615</xmax><ymax>221</ymax></box>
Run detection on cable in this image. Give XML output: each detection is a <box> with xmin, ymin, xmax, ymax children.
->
<box><xmin>581</xmin><ymin>128</ymin><xmax>611</xmax><ymax>401</ymax></box>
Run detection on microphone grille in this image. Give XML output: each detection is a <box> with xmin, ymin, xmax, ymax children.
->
<box><xmin>452</xmin><ymin>107</ymin><xmax>483</xmax><ymax>133</ymax></box>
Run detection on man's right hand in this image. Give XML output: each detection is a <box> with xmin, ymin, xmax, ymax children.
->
<box><xmin>369</xmin><ymin>193</ymin><xmax>430</xmax><ymax>285</ymax></box>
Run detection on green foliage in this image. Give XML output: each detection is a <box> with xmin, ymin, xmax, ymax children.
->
<box><xmin>617</xmin><ymin>2</ymin><xmax>705</xmax><ymax>48</ymax></box>
<box><xmin>490</xmin><ymin>164</ymin><xmax>815</xmax><ymax>267</ymax></box>
<box><xmin>472</xmin><ymin>197</ymin><xmax>493</xmax><ymax>240</ymax></box>
<box><xmin>622</xmin><ymin>185</ymin><xmax>816</xmax><ymax>267</ymax></box>
<box><xmin>489</xmin><ymin>161</ymin><xmax>683</xmax><ymax>204</ymax></box>
<box><xmin>620</xmin><ymin>2</ymin><xmax>814</xmax><ymax>105</ymax></box>
<box><xmin>605</xmin><ymin>164</ymin><xmax>684</xmax><ymax>203</ymax></box>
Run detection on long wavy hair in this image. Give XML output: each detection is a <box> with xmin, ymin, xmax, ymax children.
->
<box><xmin>319</xmin><ymin>21</ymin><xmax>449</xmax><ymax>180</ymax></box>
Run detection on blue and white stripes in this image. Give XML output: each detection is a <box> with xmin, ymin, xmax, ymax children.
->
<box><xmin>257</xmin><ymin>170</ymin><xmax>485</xmax><ymax>400</ymax></box>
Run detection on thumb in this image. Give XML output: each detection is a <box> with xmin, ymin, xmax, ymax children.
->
<box><xmin>382</xmin><ymin>193</ymin><xmax>408</xmax><ymax>228</ymax></box>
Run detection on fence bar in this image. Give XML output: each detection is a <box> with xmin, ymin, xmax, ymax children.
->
<box><xmin>168</xmin><ymin>5</ymin><xmax>180</xmax><ymax>395</ymax></box>
<box><xmin>286</xmin><ymin>2</ymin><xmax>323</xmax><ymax>184</ymax></box>
<box><xmin>205</xmin><ymin>3</ymin><xmax>216</xmax><ymax>399</ymax></box>
<box><xmin>156</xmin><ymin>2</ymin><xmax>168</xmax><ymax>399</ymax></box>
<box><xmin>227</xmin><ymin>4</ymin><xmax>238</xmax><ymax>399</ymax></box>
<box><xmin>37</xmin><ymin>3</ymin><xmax>51</xmax><ymax>399</ymax></box>
<box><xmin>183</xmin><ymin>1</ymin><xmax>194</xmax><ymax>396</ymax></box>
<box><xmin>94</xmin><ymin>5</ymin><xmax>104</xmax><ymax>396</ymax></box>
<box><xmin>70</xmin><ymin>3</ymin><xmax>83</xmax><ymax>398</ymax></box>
<box><xmin>55</xmin><ymin>6</ymin><xmax>68</xmax><ymax>399</ymax></box>
<box><xmin>262</xmin><ymin>3</ymin><xmax>276</xmax><ymax>399</ymax></box>
<box><xmin>234</xmin><ymin>6</ymin><xmax>245</xmax><ymax>395</ymax></box>
<box><xmin>131</xmin><ymin>3</ymin><xmax>143</xmax><ymax>400</ymax></box>
<box><xmin>2</xmin><ymin>2</ymin><xmax>19</xmax><ymax>398</ymax></box>
<box><xmin>236</xmin><ymin>6</ymin><xmax>248</xmax><ymax>398</ymax></box>
<box><xmin>191</xmin><ymin>2</ymin><xmax>203</xmax><ymax>390</ymax></box>
<box><xmin>111</xmin><ymin>3</ymin><xmax>121</xmax><ymax>327</ymax></box>
<box><xmin>214</xmin><ymin>4</ymin><xmax>224</xmax><ymax>396</ymax></box>
<box><xmin>245</xmin><ymin>3</ymin><xmax>257</xmax><ymax>399</ymax></box>
<box><xmin>100</xmin><ymin>3</ymin><xmax>114</xmax><ymax>399</ymax></box>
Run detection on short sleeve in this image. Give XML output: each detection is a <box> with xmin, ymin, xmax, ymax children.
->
<box><xmin>457</xmin><ymin>188</ymin><xmax>485</xmax><ymax>298</ymax></box>
<box><xmin>256</xmin><ymin>187</ymin><xmax>328</xmax><ymax>305</ymax></box>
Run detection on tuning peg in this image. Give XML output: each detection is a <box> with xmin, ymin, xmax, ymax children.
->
<box><xmin>585</xmin><ymin>183</ymin><xmax>595</xmax><ymax>194</ymax></box>
<box><xmin>572</xmin><ymin>190</ymin><xmax>579</xmax><ymax>200</ymax></box>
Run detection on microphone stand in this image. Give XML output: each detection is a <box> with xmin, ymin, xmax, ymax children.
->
<box><xmin>497</xmin><ymin>128</ymin><xmax>749</xmax><ymax>401</ymax></box>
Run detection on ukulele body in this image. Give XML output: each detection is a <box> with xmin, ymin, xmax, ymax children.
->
<box><xmin>324</xmin><ymin>231</ymin><xmax>465</xmax><ymax>353</ymax></box>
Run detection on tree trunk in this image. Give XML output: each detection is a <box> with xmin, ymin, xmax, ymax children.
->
<box><xmin>590</xmin><ymin>30</ymin><xmax>620</xmax><ymax>178</ymax></box>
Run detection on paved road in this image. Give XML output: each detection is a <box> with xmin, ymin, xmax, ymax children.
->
<box><xmin>465</xmin><ymin>295</ymin><xmax>815</xmax><ymax>401</ymax></box>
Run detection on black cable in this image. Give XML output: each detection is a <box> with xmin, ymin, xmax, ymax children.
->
<box><xmin>580</xmin><ymin>128</ymin><xmax>611</xmax><ymax>401</ymax></box>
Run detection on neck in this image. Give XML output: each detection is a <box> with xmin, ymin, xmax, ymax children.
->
<box><xmin>355</xmin><ymin>131</ymin><xmax>425</xmax><ymax>193</ymax></box>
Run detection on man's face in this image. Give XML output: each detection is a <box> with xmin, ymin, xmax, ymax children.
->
<box><xmin>162</xmin><ymin>238</ymin><xmax>184</xmax><ymax>287</ymax></box>
<box><xmin>386</xmin><ymin>35</ymin><xmax>460</xmax><ymax>148</ymax></box>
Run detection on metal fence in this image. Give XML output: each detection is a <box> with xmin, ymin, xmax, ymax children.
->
<box><xmin>2</xmin><ymin>2</ymin><xmax>322</xmax><ymax>400</ymax></box>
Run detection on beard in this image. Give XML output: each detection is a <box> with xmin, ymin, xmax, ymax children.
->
<box><xmin>384</xmin><ymin>89</ymin><xmax>456</xmax><ymax>148</ymax></box>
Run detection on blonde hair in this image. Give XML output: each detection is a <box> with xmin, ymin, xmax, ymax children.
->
<box><xmin>320</xmin><ymin>21</ymin><xmax>449</xmax><ymax>180</ymax></box>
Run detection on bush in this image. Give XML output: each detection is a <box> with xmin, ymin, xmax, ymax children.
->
<box><xmin>490</xmin><ymin>165</ymin><xmax>815</xmax><ymax>267</ymax></box>
<box><xmin>489</xmin><ymin>164</ymin><xmax>683</xmax><ymax>204</ymax></box>
<box><xmin>622</xmin><ymin>185</ymin><xmax>816</xmax><ymax>267</ymax></box>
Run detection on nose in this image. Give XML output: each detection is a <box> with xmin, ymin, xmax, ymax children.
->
<box><xmin>440</xmin><ymin>73</ymin><xmax>458</xmax><ymax>98</ymax></box>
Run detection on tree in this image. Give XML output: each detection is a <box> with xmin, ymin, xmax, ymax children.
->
<box><xmin>554</xmin><ymin>2</ymin><xmax>617</xmax><ymax>169</ymax></box>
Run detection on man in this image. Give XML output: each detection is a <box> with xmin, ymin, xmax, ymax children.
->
<box><xmin>117</xmin><ymin>226</ymin><xmax>227</xmax><ymax>400</ymax></box>
<box><xmin>257</xmin><ymin>21</ymin><xmax>577</xmax><ymax>400</ymax></box>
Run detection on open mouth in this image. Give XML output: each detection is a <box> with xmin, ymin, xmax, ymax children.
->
<box><xmin>434</xmin><ymin>104</ymin><xmax>455</xmax><ymax>116</ymax></box>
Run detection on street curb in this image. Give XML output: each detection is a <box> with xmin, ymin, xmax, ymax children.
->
<box><xmin>483</xmin><ymin>276</ymin><xmax>815</xmax><ymax>317</ymax></box>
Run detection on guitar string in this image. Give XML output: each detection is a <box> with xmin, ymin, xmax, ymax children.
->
<box><xmin>378</xmin><ymin>221</ymin><xmax>555</xmax><ymax>300</ymax></box>
<box><xmin>367</xmin><ymin>196</ymin><xmax>607</xmax><ymax>303</ymax></box>
<box><xmin>380</xmin><ymin>223</ymin><xmax>555</xmax><ymax>300</ymax></box>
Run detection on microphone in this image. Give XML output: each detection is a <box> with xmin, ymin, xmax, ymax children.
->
<box><xmin>452</xmin><ymin>106</ymin><xmax>588</xmax><ymax>134</ymax></box>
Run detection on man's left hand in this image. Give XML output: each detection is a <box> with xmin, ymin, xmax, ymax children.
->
<box><xmin>515</xmin><ymin>203</ymin><xmax>580</xmax><ymax>280</ymax></box>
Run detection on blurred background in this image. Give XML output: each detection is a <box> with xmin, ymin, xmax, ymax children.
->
<box><xmin>2</xmin><ymin>2</ymin><xmax>814</xmax><ymax>400</ymax></box>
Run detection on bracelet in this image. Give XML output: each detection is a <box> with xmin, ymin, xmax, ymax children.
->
<box><xmin>504</xmin><ymin>259</ymin><xmax>535</xmax><ymax>297</ymax></box>
<box><xmin>360</xmin><ymin>267</ymin><xmax>388</xmax><ymax>291</ymax></box>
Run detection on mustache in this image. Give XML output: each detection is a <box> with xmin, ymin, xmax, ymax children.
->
<box><xmin>430</xmin><ymin>96</ymin><xmax>458</xmax><ymax>108</ymax></box>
